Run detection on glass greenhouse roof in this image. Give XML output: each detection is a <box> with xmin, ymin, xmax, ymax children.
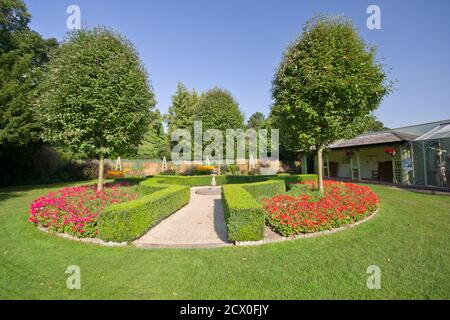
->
<box><xmin>415</xmin><ymin>123</ymin><xmax>450</xmax><ymax>141</ymax></box>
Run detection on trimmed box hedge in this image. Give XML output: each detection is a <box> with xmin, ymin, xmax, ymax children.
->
<box><xmin>99</xmin><ymin>174</ymin><xmax>315</xmax><ymax>243</ymax></box>
<box><xmin>147</xmin><ymin>174</ymin><xmax>317</xmax><ymax>187</ymax></box>
<box><xmin>222</xmin><ymin>184</ymin><xmax>265</xmax><ymax>241</ymax></box>
<box><xmin>222</xmin><ymin>180</ymin><xmax>286</xmax><ymax>242</ymax></box>
<box><xmin>98</xmin><ymin>183</ymin><xmax>190</xmax><ymax>242</ymax></box>
<box><xmin>241</xmin><ymin>180</ymin><xmax>286</xmax><ymax>200</ymax></box>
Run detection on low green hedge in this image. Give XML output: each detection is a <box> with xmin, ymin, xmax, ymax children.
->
<box><xmin>222</xmin><ymin>180</ymin><xmax>286</xmax><ymax>242</ymax></box>
<box><xmin>241</xmin><ymin>180</ymin><xmax>286</xmax><ymax>200</ymax></box>
<box><xmin>222</xmin><ymin>184</ymin><xmax>265</xmax><ymax>242</ymax></box>
<box><xmin>98</xmin><ymin>184</ymin><xmax>190</xmax><ymax>242</ymax></box>
<box><xmin>147</xmin><ymin>174</ymin><xmax>317</xmax><ymax>187</ymax></box>
<box><xmin>99</xmin><ymin>174</ymin><xmax>315</xmax><ymax>243</ymax></box>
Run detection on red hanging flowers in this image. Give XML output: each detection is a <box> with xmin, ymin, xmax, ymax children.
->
<box><xmin>384</xmin><ymin>147</ymin><xmax>396</xmax><ymax>157</ymax></box>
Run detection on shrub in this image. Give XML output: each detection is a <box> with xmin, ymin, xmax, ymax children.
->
<box><xmin>161</xmin><ymin>167</ymin><xmax>179</xmax><ymax>175</ymax></box>
<box><xmin>106</xmin><ymin>170</ymin><xmax>125</xmax><ymax>179</ymax></box>
<box><xmin>222</xmin><ymin>184</ymin><xmax>265</xmax><ymax>241</ymax></box>
<box><xmin>28</xmin><ymin>182</ymin><xmax>138</xmax><ymax>238</ymax></box>
<box><xmin>286</xmin><ymin>183</ymin><xmax>324</xmax><ymax>202</ymax></box>
<box><xmin>81</xmin><ymin>160</ymin><xmax>111</xmax><ymax>180</ymax></box>
<box><xmin>143</xmin><ymin>174</ymin><xmax>317</xmax><ymax>188</ymax></box>
<box><xmin>262</xmin><ymin>180</ymin><xmax>379</xmax><ymax>236</ymax></box>
<box><xmin>194</xmin><ymin>165</ymin><xmax>216</xmax><ymax>175</ymax></box>
<box><xmin>221</xmin><ymin>180</ymin><xmax>285</xmax><ymax>241</ymax></box>
<box><xmin>241</xmin><ymin>180</ymin><xmax>286</xmax><ymax>200</ymax></box>
<box><xmin>98</xmin><ymin>184</ymin><xmax>190</xmax><ymax>242</ymax></box>
<box><xmin>225</xmin><ymin>164</ymin><xmax>240</xmax><ymax>175</ymax></box>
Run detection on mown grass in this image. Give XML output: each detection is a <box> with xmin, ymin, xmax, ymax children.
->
<box><xmin>0</xmin><ymin>181</ymin><xmax>449</xmax><ymax>299</ymax></box>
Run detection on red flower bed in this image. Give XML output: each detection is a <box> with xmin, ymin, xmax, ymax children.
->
<box><xmin>262</xmin><ymin>180</ymin><xmax>378</xmax><ymax>236</ymax></box>
<box><xmin>29</xmin><ymin>182</ymin><xmax>138</xmax><ymax>238</ymax></box>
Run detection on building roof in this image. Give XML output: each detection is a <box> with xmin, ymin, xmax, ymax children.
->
<box><xmin>392</xmin><ymin>119</ymin><xmax>450</xmax><ymax>136</ymax></box>
<box><xmin>329</xmin><ymin>131</ymin><xmax>418</xmax><ymax>149</ymax></box>
<box><xmin>328</xmin><ymin>119</ymin><xmax>450</xmax><ymax>149</ymax></box>
<box><xmin>415</xmin><ymin>122</ymin><xmax>450</xmax><ymax>140</ymax></box>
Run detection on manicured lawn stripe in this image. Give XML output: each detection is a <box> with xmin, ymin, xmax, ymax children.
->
<box><xmin>0</xmin><ymin>182</ymin><xmax>449</xmax><ymax>299</ymax></box>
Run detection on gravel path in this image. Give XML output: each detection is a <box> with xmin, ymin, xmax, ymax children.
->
<box><xmin>133</xmin><ymin>186</ymin><xmax>232</xmax><ymax>248</ymax></box>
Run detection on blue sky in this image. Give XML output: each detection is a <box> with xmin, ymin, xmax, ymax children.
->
<box><xmin>25</xmin><ymin>0</ymin><xmax>450</xmax><ymax>129</ymax></box>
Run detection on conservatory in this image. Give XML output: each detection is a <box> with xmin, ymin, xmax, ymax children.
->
<box><xmin>411</xmin><ymin>122</ymin><xmax>450</xmax><ymax>188</ymax></box>
<box><xmin>302</xmin><ymin>119</ymin><xmax>450</xmax><ymax>189</ymax></box>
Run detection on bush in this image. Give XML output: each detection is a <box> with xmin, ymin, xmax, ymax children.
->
<box><xmin>222</xmin><ymin>184</ymin><xmax>265</xmax><ymax>241</ymax></box>
<box><xmin>81</xmin><ymin>160</ymin><xmax>111</xmax><ymax>180</ymax></box>
<box><xmin>194</xmin><ymin>165</ymin><xmax>216</xmax><ymax>175</ymax></box>
<box><xmin>221</xmin><ymin>180</ymin><xmax>285</xmax><ymax>241</ymax></box>
<box><xmin>241</xmin><ymin>180</ymin><xmax>286</xmax><ymax>200</ymax></box>
<box><xmin>145</xmin><ymin>174</ymin><xmax>315</xmax><ymax>187</ymax></box>
<box><xmin>150</xmin><ymin>175</ymin><xmax>213</xmax><ymax>186</ymax></box>
<box><xmin>225</xmin><ymin>164</ymin><xmax>240</xmax><ymax>175</ymax></box>
<box><xmin>98</xmin><ymin>183</ymin><xmax>190</xmax><ymax>242</ymax></box>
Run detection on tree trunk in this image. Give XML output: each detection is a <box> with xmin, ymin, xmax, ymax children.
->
<box><xmin>97</xmin><ymin>156</ymin><xmax>104</xmax><ymax>192</ymax></box>
<box><xmin>317</xmin><ymin>146</ymin><xmax>324</xmax><ymax>193</ymax></box>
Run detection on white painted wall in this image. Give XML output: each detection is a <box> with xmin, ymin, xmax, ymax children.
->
<box><xmin>326</xmin><ymin>146</ymin><xmax>397</xmax><ymax>180</ymax></box>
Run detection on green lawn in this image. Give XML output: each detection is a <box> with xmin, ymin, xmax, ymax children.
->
<box><xmin>0</xmin><ymin>181</ymin><xmax>449</xmax><ymax>299</ymax></box>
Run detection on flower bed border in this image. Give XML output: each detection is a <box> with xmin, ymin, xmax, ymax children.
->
<box><xmin>235</xmin><ymin>208</ymin><xmax>379</xmax><ymax>246</ymax></box>
<box><xmin>37</xmin><ymin>226</ymin><xmax>127</xmax><ymax>247</ymax></box>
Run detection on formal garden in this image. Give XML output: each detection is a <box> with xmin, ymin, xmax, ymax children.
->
<box><xmin>1</xmin><ymin>178</ymin><xmax>449</xmax><ymax>299</ymax></box>
<box><xmin>25</xmin><ymin>173</ymin><xmax>379</xmax><ymax>246</ymax></box>
<box><xmin>1</xmin><ymin>1</ymin><xmax>449</xmax><ymax>300</ymax></box>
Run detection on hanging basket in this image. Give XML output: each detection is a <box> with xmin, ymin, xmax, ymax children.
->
<box><xmin>384</xmin><ymin>147</ymin><xmax>396</xmax><ymax>157</ymax></box>
<box><xmin>345</xmin><ymin>149</ymin><xmax>354</xmax><ymax>159</ymax></box>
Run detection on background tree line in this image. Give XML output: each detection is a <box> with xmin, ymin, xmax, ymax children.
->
<box><xmin>0</xmin><ymin>1</ymin><xmax>389</xmax><ymax>188</ymax></box>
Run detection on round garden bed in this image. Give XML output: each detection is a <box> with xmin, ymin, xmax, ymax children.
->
<box><xmin>261</xmin><ymin>180</ymin><xmax>379</xmax><ymax>238</ymax></box>
<box><xmin>28</xmin><ymin>175</ymin><xmax>379</xmax><ymax>247</ymax></box>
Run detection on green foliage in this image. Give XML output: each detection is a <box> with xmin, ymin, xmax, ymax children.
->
<box><xmin>37</xmin><ymin>27</ymin><xmax>155</xmax><ymax>159</ymax></box>
<box><xmin>246</xmin><ymin>112</ymin><xmax>266</xmax><ymax>130</ymax></box>
<box><xmin>164</xmin><ymin>82</ymin><xmax>199</xmax><ymax>135</ymax></box>
<box><xmin>41</xmin><ymin>174</ymin><xmax>312</xmax><ymax>243</ymax></box>
<box><xmin>98</xmin><ymin>183</ymin><xmax>189</xmax><ymax>242</ymax></box>
<box><xmin>222</xmin><ymin>180</ymin><xmax>285</xmax><ymax>242</ymax></box>
<box><xmin>137</xmin><ymin>110</ymin><xmax>170</xmax><ymax>159</ymax></box>
<box><xmin>0</xmin><ymin>0</ymin><xmax>58</xmax><ymax>186</ymax></box>
<box><xmin>195</xmin><ymin>87</ymin><xmax>244</xmax><ymax>133</ymax></box>
<box><xmin>145</xmin><ymin>174</ymin><xmax>317</xmax><ymax>187</ymax></box>
<box><xmin>1</xmin><ymin>181</ymin><xmax>450</xmax><ymax>299</ymax></box>
<box><xmin>0</xmin><ymin>0</ymin><xmax>31</xmax><ymax>53</ymax></box>
<box><xmin>222</xmin><ymin>184</ymin><xmax>265</xmax><ymax>241</ymax></box>
<box><xmin>277</xmin><ymin>174</ymin><xmax>317</xmax><ymax>184</ymax></box>
<box><xmin>271</xmin><ymin>15</ymin><xmax>392</xmax><ymax>152</ymax></box>
<box><xmin>0</xmin><ymin>30</ymin><xmax>56</xmax><ymax>147</ymax></box>
<box><xmin>225</xmin><ymin>164</ymin><xmax>240</xmax><ymax>175</ymax></box>
<box><xmin>241</xmin><ymin>180</ymin><xmax>285</xmax><ymax>199</ymax></box>
<box><xmin>148</xmin><ymin>175</ymin><xmax>214</xmax><ymax>186</ymax></box>
<box><xmin>364</xmin><ymin>113</ymin><xmax>389</xmax><ymax>132</ymax></box>
<box><xmin>286</xmin><ymin>183</ymin><xmax>324</xmax><ymax>201</ymax></box>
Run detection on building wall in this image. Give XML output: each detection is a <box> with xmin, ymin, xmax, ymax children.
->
<box><xmin>323</xmin><ymin>145</ymin><xmax>401</xmax><ymax>181</ymax></box>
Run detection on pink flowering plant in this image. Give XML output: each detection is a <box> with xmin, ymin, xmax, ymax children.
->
<box><xmin>28</xmin><ymin>182</ymin><xmax>138</xmax><ymax>238</ymax></box>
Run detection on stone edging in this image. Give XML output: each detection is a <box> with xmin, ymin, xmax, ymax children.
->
<box><xmin>36</xmin><ymin>208</ymin><xmax>379</xmax><ymax>249</ymax></box>
<box><xmin>37</xmin><ymin>227</ymin><xmax>127</xmax><ymax>247</ymax></box>
<box><xmin>235</xmin><ymin>207</ymin><xmax>379</xmax><ymax>246</ymax></box>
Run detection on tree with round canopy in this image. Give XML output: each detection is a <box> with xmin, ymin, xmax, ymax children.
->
<box><xmin>37</xmin><ymin>27</ymin><xmax>155</xmax><ymax>191</ymax></box>
<box><xmin>271</xmin><ymin>15</ymin><xmax>392</xmax><ymax>192</ymax></box>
